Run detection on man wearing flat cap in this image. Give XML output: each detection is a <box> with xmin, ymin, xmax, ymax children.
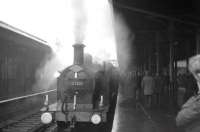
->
<box><xmin>176</xmin><ymin>55</ymin><xmax>200</xmax><ymax>132</ymax></box>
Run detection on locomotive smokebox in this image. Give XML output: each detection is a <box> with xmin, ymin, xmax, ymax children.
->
<box><xmin>73</xmin><ymin>43</ymin><xmax>85</xmax><ymax>65</ymax></box>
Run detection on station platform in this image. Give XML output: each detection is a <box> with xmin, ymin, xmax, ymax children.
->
<box><xmin>111</xmin><ymin>86</ymin><xmax>184</xmax><ymax>132</ymax></box>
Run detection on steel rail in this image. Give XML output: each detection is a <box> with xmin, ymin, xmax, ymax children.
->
<box><xmin>0</xmin><ymin>89</ymin><xmax>57</xmax><ymax>104</ymax></box>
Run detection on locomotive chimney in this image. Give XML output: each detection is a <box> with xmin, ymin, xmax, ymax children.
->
<box><xmin>73</xmin><ymin>43</ymin><xmax>85</xmax><ymax>65</ymax></box>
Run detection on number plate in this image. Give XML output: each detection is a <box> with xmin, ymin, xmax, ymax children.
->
<box><xmin>71</xmin><ymin>81</ymin><xmax>84</xmax><ymax>86</ymax></box>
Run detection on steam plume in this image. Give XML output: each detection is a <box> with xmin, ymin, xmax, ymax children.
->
<box><xmin>114</xmin><ymin>13</ymin><xmax>135</xmax><ymax>71</ymax></box>
<box><xmin>71</xmin><ymin>0</ymin><xmax>87</xmax><ymax>43</ymax></box>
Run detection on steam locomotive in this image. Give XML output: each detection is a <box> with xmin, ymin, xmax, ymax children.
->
<box><xmin>41</xmin><ymin>43</ymin><xmax>119</xmax><ymax>131</ymax></box>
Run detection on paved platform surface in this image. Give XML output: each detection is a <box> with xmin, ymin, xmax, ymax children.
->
<box><xmin>111</xmin><ymin>87</ymin><xmax>184</xmax><ymax>132</ymax></box>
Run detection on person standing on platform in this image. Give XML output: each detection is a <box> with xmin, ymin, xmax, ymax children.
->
<box><xmin>135</xmin><ymin>71</ymin><xmax>142</xmax><ymax>102</ymax></box>
<box><xmin>127</xmin><ymin>71</ymin><xmax>133</xmax><ymax>98</ymax></box>
<box><xmin>154</xmin><ymin>73</ymin><xmax>163</xmax><ymax>108</ymax></box>
<box><xmin>177</xmin><ymin>72</ymin><xmax>187</xmax><ymax>109</ymax></box>
<box><xmin>162</xmin><ymin>70</ymin><xmax>169</xmax><ymax>108</ymax></box>
<box><xmin>141</xmin><ymin>71</ymin><xmax>155</xmax><ymax>108</ymax></box>
<box><xmin>176</xmin><ymin>55</ymin><xmax>200</xmax><ymax>132</ymax></box>
<box><xmin>184</xmin><ymin>72</ymin><xmax>198</xmax><ymax>101</ymax></box>
<box><xmin>131</xmin><ymin>71</ymin><xmax>138</xmax><ymax>101</ymax></box>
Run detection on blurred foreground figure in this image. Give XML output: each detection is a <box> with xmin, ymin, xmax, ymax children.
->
<box><xmin>176</xmin><ymin>55</ymin><xmax>200</xmax><ymax>132</ymax></box>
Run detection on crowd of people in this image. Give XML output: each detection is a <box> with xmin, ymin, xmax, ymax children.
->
<box><xmin>120</xmin><ymin>68</ymin><xmax>198</xmax><ymax>110</ymax></box>
<box><xmin>120</xmin><ymin>70</ymin><xmax>170</xmax><ymax>109</ymax></box>
<box><xmin>118</xmin><ymin>54</ymin><xmax>200</xmax><ymax>132</ymax></box>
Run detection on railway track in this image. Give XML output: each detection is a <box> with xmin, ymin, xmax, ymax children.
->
<box><xmin>0</xmin><ymin>90</ymin><xmax>57</xmax><ymax>132</ymax></box>
<box><xmin>1</xmin><ymin>112</ymin><xmax>45</xmax><ymax>132</ymax></box>
<box><xmin>34</xmin><ymin>123</ymin><xmax>57</xmax><ymax>132</ymax></box>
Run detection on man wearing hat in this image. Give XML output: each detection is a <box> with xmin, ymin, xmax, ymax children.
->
<box><xmin>176</xmin><ymin>55</ymin><xmax>200</xmax><ymax>132</ymax></box>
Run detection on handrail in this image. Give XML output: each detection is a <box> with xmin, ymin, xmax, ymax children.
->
<box><xmin>0</xmin><ymin>89</ymin><xmax>57</xmax><ymax>104</ymax></box>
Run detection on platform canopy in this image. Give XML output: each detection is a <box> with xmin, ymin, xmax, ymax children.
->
<box><xmin>112</xmin><ymin>0</ymin><xmax>200</xmax><ymax>71</ymax></box>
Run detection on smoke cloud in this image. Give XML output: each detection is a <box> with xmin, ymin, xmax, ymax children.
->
<box><xmin>31</xmin><ymin>0</ymin><xmax>135</xmax><ymax>93</ymax></box>
<box><xmin>32</xmin><ymin>51</ymin><xmax>64</xmax><ymax>92</ymax></box>
<box><xmin>71</xmin><ymin>0</ymin><xmax>87</xmax><ymax>43</ymax></box>
<box><xmin>113</xmin><ymin>13</ymin><xmax>135</xmax><ymax>72</ymax></box>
